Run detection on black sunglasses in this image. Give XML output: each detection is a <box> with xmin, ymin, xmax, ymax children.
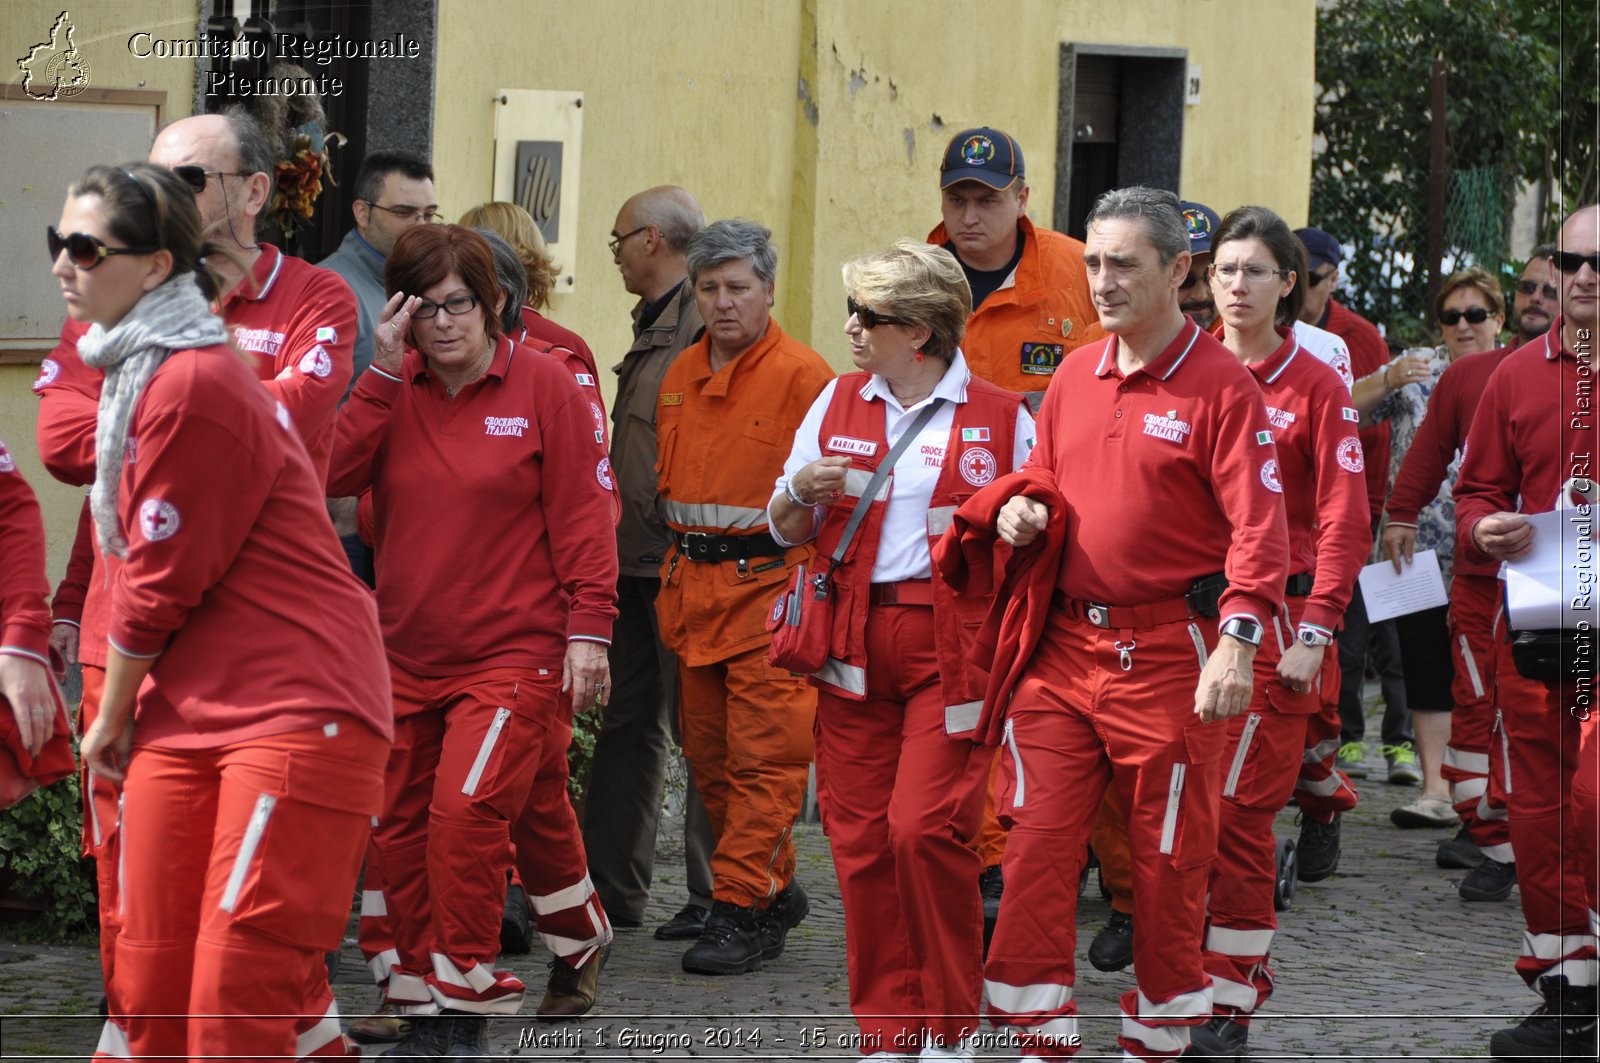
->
<box><xmin>1308</xmin><ymin>267</ymin><xmax>1336</xmax><ymax>287</ymax></box>
<box><xmin>1551</xmin><ymin>251</ymin><xmax>1600</xmax><ymax>275</ymax></box>
<box><xmin>847</xmin><ymin>297</ymin><xmax>907</xmax><ymax>329</ymax></box>
<box><xmin>47</xmin><ymin>226</ymin><xmax>157</xmax><ymax>270</ymax></box>
<box><xmin>172</xmin><ymin>165</ymin><xmax>246</xmax><ymax>195</ymax></box>
<box><xmin>1516</xmin><ymin>279</ymin><xmax>1560</xmax><ymax>299</ymax></box>
<box><xmin>1438</xmin><ymin>306</ymin><xmax>1492</xmax><ymax>326</ymax></box>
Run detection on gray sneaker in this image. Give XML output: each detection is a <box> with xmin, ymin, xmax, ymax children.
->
<box><xmin>1335</xmin><ymin>741</ymin><xmax>1368</xmax><ymax>779</ymax></box>
<box><xmin>1383</xmin><ymin>741</ymin><xmax>1422</xmax><ymax>785</ymax></box>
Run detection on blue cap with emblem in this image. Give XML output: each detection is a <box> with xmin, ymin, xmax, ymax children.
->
<box><xmin>1180</xmin><ymin>201</ymin><xmax>1220</xmax><ymax>254</ymax></box>
<box><xmin>1294</xmin><ymin>226</ymin><xmax>1344</xmax><ymax>270</ymax></box>
<box><xmin>940</xmin><ymin>127</ymin><xmax>1025</xmax><ymax>190</ymax></box>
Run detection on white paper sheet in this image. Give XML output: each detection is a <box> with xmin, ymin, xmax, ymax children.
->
<box><xmin>1503</xmin><ymin>507</ymin><xmax>1600</xmax><ymax>630</ymax></box>
<box><xmin>1357</xmin><ymin>549</ymin><xmax>1449</xmax><ymax>622</ymax></box>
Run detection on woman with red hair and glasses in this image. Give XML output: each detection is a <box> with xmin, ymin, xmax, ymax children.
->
<box><xmin>330</xmin><ymin>224</ymin><xmax>618</xmax><ymax>1056</ymax></box>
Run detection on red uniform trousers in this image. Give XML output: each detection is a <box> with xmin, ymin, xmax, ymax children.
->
<box><xmin>1444</xmin><ymin>575</ymin><xmax>1514</xmax><ymax>859</ymax></box>
<box><xmin>1493</xmin><ymin>616</ymin><xmax>1598</xmax><ymax>987</ymax></box>
<box><xmin>76</xmin><ymin>667</ymin><xmax>125</xmax><ymax>1016</ymax></box>
<box><xmin>356</xmin><ymin>844</ymin><xmax>399</xmax><ymax>986</ymax></box>
<box><xmin>986</xmin><ymin>610</ymin><xmax>1225</xmax><ymax>1062</ymax></box>
<box><xmin>510</xmin><ymin>694</ymin><xmax>611</xmax><ymax>972</ymax></box>
<box><xmin>812</xmin><ymin>603</ymin><xmax>990</xmax><ymax>1053</ymax></box>
<box><xmin>1574</xmin><ymin>699</ymin><xmax>1599</xmax><ymax>966</ymax></box>
<box><xmin>678</xmin><ymin>646</ymin><xmax>815</xmax><ymax>908</ymax></box>
<box><xmin>1291</xmin><ymin>646</ymin><xmax>1358</xmax><ymax>821</ymax></box>
<box><xmin>111</xmin><ymin>723</ymin><xmax>384</xmax><ymax>1062</ymax></box>
<box><xmin>374</xmin><ymin>665</ymin><xmax>562</xmax><ymax>1015</ymax></box>
<box><xmin>1201</xmin><ymin>607</ymin><xmax>1320</xmax><ymax>1021</ymax></box>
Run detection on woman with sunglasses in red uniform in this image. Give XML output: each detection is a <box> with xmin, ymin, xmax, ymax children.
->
<box><xmin>61</xmin><ymin>161</ymin><xmax>393</xmax><ymax>1060</ymax></box>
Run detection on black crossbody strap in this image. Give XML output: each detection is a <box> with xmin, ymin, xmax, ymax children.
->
<box><xmin>829</xmin><ymin>398</ymin><xmax>947</xmax><ymax>571</ymax></box>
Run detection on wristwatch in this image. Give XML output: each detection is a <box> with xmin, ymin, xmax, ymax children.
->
<box><xmin>1219</xmin><ymin>616</ymin><xmax>1264</xmax><ymax>647</ymax></box>
<box><xmin>1297</xmin><ymin>625</ymin><xmax>1334</xmax><ymax>647</ymax></box>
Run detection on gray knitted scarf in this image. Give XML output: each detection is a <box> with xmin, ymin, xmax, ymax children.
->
<box><xmin>77</xmin><ymin>275</ymin><xmax>229</xmax><ymax>558</ymax></box>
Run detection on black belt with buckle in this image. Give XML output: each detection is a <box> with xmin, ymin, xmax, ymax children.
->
<box><xmin>674</xmin><ymin>531</ymin><xmax>786</xmax><ymax>563</ymax></box>
<box><xmin>1285</xmin><ymin>572</ymin><xmax>1314</xmax><ymax>597</ymax></box>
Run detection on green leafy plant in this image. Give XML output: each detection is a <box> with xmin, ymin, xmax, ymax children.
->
<box><xmin>1311</xmin><ymin>0</ymin><xmax>1561</xmax><ymax>344</ymax></box>
<box><xmin>0</xmin><ymin>774</ymin><xmax>97</xmax><ymax>939</ymax></box>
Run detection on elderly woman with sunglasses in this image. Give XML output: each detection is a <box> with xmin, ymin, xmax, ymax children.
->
<box><xmin>56</xmin><ymin>162</ymin><xmax>392</xmax><ymax>1059</ymax></box>
<box><xmin>329</xmin><ymin>224</ymin><xmax>617</xmax><ymax>1056</ymax></box>
<box><xmin>769</xmin><ymin>239</ymin><xmax>1032</xmax><ymax>1061</ymax></box>
<box><xmin>1380</xmin><ymin>267</ymin><xmax>1529</xmax><ymax>886</ymax></box>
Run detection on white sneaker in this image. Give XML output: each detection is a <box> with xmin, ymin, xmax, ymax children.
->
<box><xmin>920</xmin><ymin>1038</ymin><xmax>976</xmax><ymax>1061</ymax></box>
<box><xmin>1390</xmin><ymin>793</ymin><xmax>1458</xmax><ymax>829</ymax></box>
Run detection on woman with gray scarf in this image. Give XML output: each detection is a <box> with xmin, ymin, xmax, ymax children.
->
<box><xmin>62</xmin><ymin>162</ymin><xmax>393</xmax><ymax>1059</ymax></box>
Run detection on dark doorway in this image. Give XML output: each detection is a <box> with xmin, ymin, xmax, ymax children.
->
<box><xmin>1054</xmin><ymin>44</ymin><xmax>1187</xmax><ymax>239</ymax></box>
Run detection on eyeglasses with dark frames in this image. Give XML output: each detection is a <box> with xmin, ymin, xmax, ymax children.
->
<box><xmin>411</xmin><ymin>293</ymin><xmax>479</xmax><ymax>319</ymax></box>
<box><xmin>47</xmin><ymin>226</ymin><xmax>158</xmax><ymax>270</ymax></box>
<box><xmin>1438</xmin><ymin>306</ymin><xmax>1493</xmax><ymax>326</ymax></box>
<box><xmin>846</xmin><ymin>297</ymin><xmax>909</xmax><ymax>329</ymax></box>
<box><xmin>363</xmin><ymin>201</ymin><xmax>441</xmax><ymax>223</ymax></box>
<box><xmin>1551</xmin><ymin>251</ymin><xmax>1600</xmax><ymax>275</ymax></box>
<box><xmin>1515</xmin><ymin>279</ymin><xmax>1559</xmax><ymax>300</ymax></box>
<box><xmin>172</xmin><ymin>165</ymin><xmax>248</xmax><ymax>195</ymax></box>
<box><xmin>608</xmin><ymin>226</ymin><xmax>649</xmax><ymax>256</ymax></box>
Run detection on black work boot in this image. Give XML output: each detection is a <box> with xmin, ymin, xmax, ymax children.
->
<box><xmin>682</xmin><ymin>900</ymin><xmax>764</xmax><ymax>975</ymax></box>
<box><xmin>1188</xmin><ymin>1013</ymin><xmax>1249</xmax><ymax>1059</ymax></box>
<box><xmin>445</xmin><ymin>1010</ymin><xmax>509</xmax><ymax>1061</ymax></box>
<box><xmin>381</xmin><ymin>1012</ymin><xmax>453</xmax><ymax>1057</ymax></box>
<box><xmin>1489</xmin><ymin>976</ymin><xmax>1598</xmax><ymax>1058</ymax></box>
<box><xmin>757</xmin><ymin>878</ymin><xmax>811</xmax><ymax>959</ymax></box>
<box><xmin>1459</xmin><ymin>857</ymin><xmax>1517</xmax><ymax>902</ymax></box>
<box><xmin>500</xmin><ymin>879</ymin><xmax>533</xmax><ymax>954</ymax></box>
<box><xmin>1295</xmin><ymin>812</ymin><xmax>1341</xmax><ymax>882</ymax></box>
<box><xmin>1087</xmin><ymin>910</ymin><xmax>1134</xmax><ymax>972</ymax></box>
<box><xmin>1436</xmin><ymin>825</ymin><xmax>1485</xmax><ymax>869</ymax></box>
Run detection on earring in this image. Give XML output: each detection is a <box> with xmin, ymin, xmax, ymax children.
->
<box><xmin>913</xmin><ymin>348</ymin><xmax>924</xmax><ymax>362</ymax></box>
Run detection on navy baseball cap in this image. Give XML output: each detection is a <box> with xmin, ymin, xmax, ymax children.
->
<box><xmin>1180</xmin><ymin>201</ymin><xmax>1220</xmax><ymax>254</ymax></box>
<box><xmin>940</xmin><ymin>127</ymin><xmax>1025</xmax><ymax>190</ymax></box>
<box><xmin>1295</xmin><ymin>226</ymin><xmax>1344</xmax><ymax>270</ymax></box>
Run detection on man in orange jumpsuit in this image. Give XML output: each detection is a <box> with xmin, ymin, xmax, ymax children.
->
<box><xmin>655</xmin><ymin>219</ymin><xmax>834</xmax><ymax>975</ymax></box>
<box><xmin>925</xmin><ymin>125</ymin><xmax>1103</xmax><ymax>936</ymax></box>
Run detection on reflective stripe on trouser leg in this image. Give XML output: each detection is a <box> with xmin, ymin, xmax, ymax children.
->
<box><xmin>1119</xmin><ymin>987</ymin><xmax>1213</xmax><ymax>1061</ymax></box>
<box><xmin>1293</xmin><ymin>671</ymin><xmax>1359</xmax><ymax>820</ymax></box>
<box><xmin>357</xmin><ymin>836</ymin><xmax>398</xmax><ymax>985</ymax></box>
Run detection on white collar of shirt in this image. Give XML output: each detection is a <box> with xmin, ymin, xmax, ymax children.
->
<box><xmin>857</xmin><ymin>347</ymin><xmax>973</xmax><ymax>418</ymax></box>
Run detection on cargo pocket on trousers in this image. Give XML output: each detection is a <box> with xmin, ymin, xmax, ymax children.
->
<box><xmin>465</xmin><ymin>678</ymin><xmax>554</xmax><ymax>822</ymax></box>
<box><xmin>1162</xmin><ymin>722</ymin><xmax>1226</xmax><ymax>870</ymax></box>
<box><xmin>216</xmin><ymin>753</ymin><xmax>380</xmax><ymax>950</ymax></box>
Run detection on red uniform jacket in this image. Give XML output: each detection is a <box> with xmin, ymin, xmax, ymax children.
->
<box><xmin>517</xmin><ymin>305</ymin><xmax>616</xmax><ymax>514</ymax></box>
<box><xmin>329</xmin><ymin>335</ymin><xmax>618</xmax><ymax>685</ymax></box>
<box><xmin>811</xmin><ymin>372</ymin><xmax>1027</xmax><ymax>731</ymax></box>
<box><xmin>1456</xmin><ymin>322</ymin><xmax>1597</xmax><ymax>567</ymax></box>
<box><xmin>1244</xmin><ymin>329</ymin><xmax>1370</xmax><ymax>635</ymax></box>
<box><xmin>934</xmin><ymin>468</ymin><xmax>1066</xmax><ymax>746</ymax></box>
<box><xmin>1385</xmin><ymin>347</ymin><xmax>1514</xmax><ymax>579</ymax></box>
<box><xmin>0</xmin><ymin>439</ymin><xmax>50</xmax><ymax>666</ymax></box>
<box><xmin>1026</xmin><ymin>320</ymin><xmax>1290</xmax><ymax>628</ymax></box>
<box><xmin>107</xmin><ymin>344</ymin><xmax>391</xmax><ymax>749</ymax></box>
<box><xmin>1324</xmin><ymin>300</ymin><xmax>1392</xmax><ymax>524</ymax></box>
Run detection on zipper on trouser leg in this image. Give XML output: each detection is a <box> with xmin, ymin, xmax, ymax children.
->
<box><xmin>115</xmin><ymin>793</ymin><xmax>126</xmax><ymax>917</ymax></box>
<box><xmin>763</xmin><ymin>825</ymin><xmax>792</xmax><ymax>901</ymax></box>
<box><xmin>1003</xmin><ymin>717</ymin><xmax>1025</xmax><ymax>809</ymax></box>
<box><xmin>1457</xmin><ymin>635</ymin><xmax>1486</xmax><ymax>698</ymax></box>
<box><xmin>1223</xmin><ymin>714</ymin><xmax>1262</xmax><ymax>799</ymax></box>
<box><xmin>221</xmin><ymin>794</ymin><xmax>277</xmax><ymax>913</ymax></box>
<box><xmin>87</xmin><ymin>775</ymin><xmax>103</xmax><ymax>849</ymax></box>
<box><xmin>1159</xmin><ymin>763</ymin><xmax>1187</xmax><ymax>854</ymax></box>
<box><xmin>1495</xmin><ymin>708</ymin><xmax>1513</xmax><ymax>794</ymax></box>
<box><xmin>1188</xmin><ymin>623</ymin><xmax>1209</xmax><ymax>669</ymax></box>
<box><xmin>462</xmin><ymin>706</ymin><xmax>512</xmax><ymax>797</ymax></box>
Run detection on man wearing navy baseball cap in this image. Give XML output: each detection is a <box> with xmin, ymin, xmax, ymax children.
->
<box><xmin>926</xmin><ymin>126</ymin><xmax>1101</xmax><ymax>407</ymax></box>
<box><xmin>1179</xmin><ymin>200</ymin><xmax>1222</xmax><ymax>328</ymax></box>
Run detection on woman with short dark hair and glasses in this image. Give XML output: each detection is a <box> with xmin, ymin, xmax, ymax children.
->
<box><xmin>1381</xmin><ymin>265</ymin><xmax>1531</xmax><ymax>900</ymax></box>
<box><xmin>329</xmin><ymin>223</ymin><xmax>618</xmax><ymax>1055</ymax></box>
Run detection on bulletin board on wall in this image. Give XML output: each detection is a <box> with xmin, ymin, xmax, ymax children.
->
<box><xmin>0</xmin><ymin>86</ymin><xmax>167</xmax><ymax>365</ymax></box>
<box><xmin>492</xmin><ymin>89</ymin><xmax>583</xmax><ymax>296</ymax></box>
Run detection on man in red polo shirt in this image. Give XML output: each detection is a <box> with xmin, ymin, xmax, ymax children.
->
<box><xmin>986</xmin><ymin>186</ymin><xmax>1288</xmax><ymax>1061</ymax></box>
<box><xmin>1456</xmin><ymin>204</ymin><xmax>1599</xmax><ymax>1060</ymax></box>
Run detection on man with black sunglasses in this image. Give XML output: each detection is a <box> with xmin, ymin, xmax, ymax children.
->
<box><xmin>1512</xmin><ymin>244</ymin><xmax>1559</xmax><ymax>347</ymax></box>
<box><xmin>1456</xmin><ymin>204</ymin><xmax>1600</xmax><ymax>1061</ymax></box>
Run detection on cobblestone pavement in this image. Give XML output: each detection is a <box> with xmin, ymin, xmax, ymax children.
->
<box><xmin>1</xmin><ymin>715</ymin><xmax>1536</xmax><ymax>1061</ymax></box>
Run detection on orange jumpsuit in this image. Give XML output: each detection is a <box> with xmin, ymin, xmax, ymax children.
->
<box><xmin>655</xmin><ymin>320</ymin><xmax>833</xmax><ymax>908</ymax></box>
